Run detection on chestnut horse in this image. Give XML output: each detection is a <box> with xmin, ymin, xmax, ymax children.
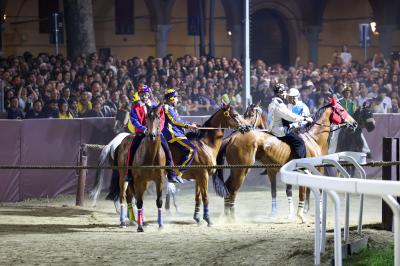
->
<box><xmin>214</xmin><ymin>98</ymin><xmax>357</xmax><ymax>223</ymax></box>
<box><xmin>116</xmin><ymin>103</ymin><xmax>166</xmax><ymax>231</ymax></box>
<box><xmin>172</xmin><ymin>103</ymin><xmax>247</xmax><ymax>226</ymax></box>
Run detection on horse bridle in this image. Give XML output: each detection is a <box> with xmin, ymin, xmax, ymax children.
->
<box><xmin>311</xmin><ymin>104</ymin><xmax>354</xmax><ymax>132</ymax></box>
<box><xmin>223</xmin><ymin>107</ymin><xmax>243</xmax><ymax>129</ymax></box>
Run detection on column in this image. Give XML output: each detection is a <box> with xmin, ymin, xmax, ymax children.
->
<box><xmin>378</xmin><ymin>24</ymin><xmax>396</xmax><ymax>60</ymax></box>
<box><xmin>156</xmin><ymin>24</ymin><xmax>171</xmax><ymax>58</ymax></box>
<box><xmin>305</xmin><ymin>25</ymin><xmax>321</xmax><ymax>65</ymax></box>
<box><xmin>231</xmin><ymin>24</ymin><xmax>242</xmax><ymax>60</ymax></box>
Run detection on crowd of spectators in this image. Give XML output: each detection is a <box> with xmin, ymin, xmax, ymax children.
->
<box><xmin>1</xmin><ymin>47</ymin><xmax>400</xmax><ymax>120</ymax></box>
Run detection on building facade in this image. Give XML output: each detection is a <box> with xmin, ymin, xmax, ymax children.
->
<box><xmin>1</xmin><ymin>0</ymin><xmax>399</xmax><ymax>66</ymax></box>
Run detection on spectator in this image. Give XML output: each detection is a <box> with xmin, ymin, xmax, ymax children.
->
<box><xmin>378</xmin><ymin>88</ymin><xmax>392</xmax><ymax>113</ymax></box>
<box><xmin>58</xmin><ymin>100</ymin><xmax>73</xmax><ymax>119</ymax></box>
<box><xmin>43</xmin><ymin>99</ymin><xmax>60</xmax><ymax>118</ymax></box>
<box><xmin>7</xmin><ymin>96</ymin><xmax>24</xmax><ymax>119</ymax></box>
<box><xmin>339</xmin><ymin>85</ymin><xmax>356</xmax><ymax>116</ymax></box>
<box><xmin>391</xmin><ymin>98</ymin><xmax>399</xmax><ymax>113</ymax></box>
<box><xmin>69</xmin><ymin>98</ymin><xmax>79</xmax><ymax>118</ymax></box>
<box><xmin>339</xmin><ymin>45</ymin><xmax>352</xmax><ymax>65</ymax></box>
<box><xmin>25</xmin><ymin>99</ymin><xmax>45</xmax><ymax>119</ymax></box>
<box><xmin>83</xmin><ymin>101</ymin><xmax>104</xmax><ymax>118</ymax></box>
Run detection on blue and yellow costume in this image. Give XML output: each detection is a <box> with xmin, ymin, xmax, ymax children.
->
<box><xmin>162</xmin><ymin>89</ymin><xmax>197</xmax><ymax>178</ymax></box>
<box><xmin>128</xmin><ymin>85</ymin><xmax>182</xmax><ymax>183</ymax></box>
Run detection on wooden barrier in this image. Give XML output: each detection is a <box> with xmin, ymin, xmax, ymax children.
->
<box><xmin>76</xmin><ymin>145</ymin><xmax>88</xmax><ymax>207</ymax></box>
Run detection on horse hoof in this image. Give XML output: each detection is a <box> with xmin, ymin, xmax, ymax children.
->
<box><xmin>120</xmin><ymin>222</ymin><xmax>127</xmax><ymax>228</ymax></box>
<box><xmin>130</xmin><ymin>221</ymin><xmax>137</xmax><ymax>226</ymax></box>
<box><xmin>193</xmin><ymin>213</ymin><xmax>201</xmax><ymax>224</ymax></box>
<box><xmin>204</xmin><ymin>217</ymin><xmax>212</xmax><ymax>227</ymax></box>
<box><xmin>158</xmin><ymin>224</ymin><xmax>164</xmax><ymax>230</ymax></box>
<box><xmin>137</xmin><ymin>226</ymin><xmax>144</xmax><ymax>232</ymax></box>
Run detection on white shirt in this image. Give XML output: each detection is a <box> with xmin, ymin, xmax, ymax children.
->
<box><xmin>267</xmin><ymin>97</ymin><xmax>304</xmax><ymax>137</ymax></box>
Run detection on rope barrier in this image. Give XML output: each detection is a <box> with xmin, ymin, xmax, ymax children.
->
<box><xmin>85</xmin><ymin>144</ymin><xmax>106</xmax><ymax>150</ymax></box>
<box><xmin>0</xmin><ymin>160</ymin><xmax>399</xmax><ymax>170</ymax></box>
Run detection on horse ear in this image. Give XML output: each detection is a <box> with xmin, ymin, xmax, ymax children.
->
<box><xmin>256</xmin><ymin>100</ymin><xmax>261</xmax><ymax>107</ymax></box>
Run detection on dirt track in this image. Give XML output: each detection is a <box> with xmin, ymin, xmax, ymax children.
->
<box><xmin>0</xmin><ymin>186</ymin><xmax>394</xmax><ymax>266</ymax></box>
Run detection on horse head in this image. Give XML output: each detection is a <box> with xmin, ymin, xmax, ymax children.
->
<box><xmin>326</xmin><ymin>97</ymin><xmax>358</xmax><ymax>130</ymax></box>
<box><xmin>214</xmin><ymin>102</ymin><xmax>248</xmax><ymax>129</ymax></box>
<box><xmin>114</xmin><ymin>109</ymin><xmax>130</xmax><ymax>134</ymax></box>
<box><xmin>356</xmin><ymin>101</ymin><xmax>376</xmax><ymax>132</ymax></box>
<box><xmin>243</xmin><ymin>101</ymin><xmax>267</xmax><ymax>129</ymax></box>
<box><xmin>145</xmin><ymin>103</ymin><xmax>162</xmax><ymax>141</ymax></box>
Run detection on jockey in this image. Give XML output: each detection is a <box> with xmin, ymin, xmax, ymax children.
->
<box><xmin>267</xmin><ymin>83</ymin><xmax>313</xmax><ymax>159</ymax></box>
<box><xmin>129</xmin><ymin>85</ymin><xmax>182</xmax><ymax>184</ymax></box>
<box><xmin>287</xmin><ymin>88</ymin><xmax>311</xmax><ymax>130</ymax></box>
<box><xmin>163</xmin><ymin>88</ymin><xmax>198</xmax><ymax>181</ymax></box>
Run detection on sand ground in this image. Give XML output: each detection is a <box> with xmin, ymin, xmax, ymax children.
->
<box><xmin>0</xmin><ymin>184</ymin><xmax>394</xmax><ymax>266</ymax></box>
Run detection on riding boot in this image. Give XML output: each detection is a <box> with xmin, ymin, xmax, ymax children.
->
<box><xmin>161</xmin><ymin>135</ymin><xmax>184</xmax><ymax>184</ymax></box>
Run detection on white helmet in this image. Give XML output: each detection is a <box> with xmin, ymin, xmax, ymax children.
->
<box><xmin>287</xmin><ymin>88</ymin><xmax>300</xmax><ymax>97</ymax></box>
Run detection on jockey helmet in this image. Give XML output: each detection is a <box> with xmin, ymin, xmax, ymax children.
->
<box><xmin>138</xmin><ymin>84</ymin><xmax>151</xmax><ymax>94</ymax></box>
<box><xmin>164</xmin><ymin>88</ymin><xmax>177</xmax><ymax>99</ymax></box>
<box><xmin>273</xmin><ymin>83</ymin><xmax>286</xmax><ymax>94</ymax></box>
<box><xmin>132</xmin><ymin>91</ymin><xmax>139</xmax><ymax>102</ymax></box>
<box><xmin>287</xmin><ymin>88</ymin><xmax>300</xmax><ymax>97</ymax></box>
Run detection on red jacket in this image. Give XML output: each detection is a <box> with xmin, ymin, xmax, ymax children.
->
<box><xmin>130</xmin><ymin>102</ymin><xmax>165</xmax><ymax>133</ymax></box>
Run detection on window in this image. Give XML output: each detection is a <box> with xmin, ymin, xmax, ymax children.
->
<box><xmin>38</xmin><ymin>0</ymin><xmax>59</xmax><ymax>34</ymax></box>
<box><xmin>115</xmin><ymin>0</ymin><xmax>134</xmax><ymax>35</ymax></box>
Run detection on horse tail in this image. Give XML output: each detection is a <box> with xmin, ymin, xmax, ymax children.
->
<box><xmin>89</xmin><ymin>143</ymin><xmax>112</xmax><ymax>207</ymax></box>
<box><xmin>105</xmin><ymin>145</ymin><xmax>121</xmax><ymax>203</ymax></box>
<box><xmin>212</xmin><ymin>138</ymin><xmax>231</xmax><ymax>198</ymax></box>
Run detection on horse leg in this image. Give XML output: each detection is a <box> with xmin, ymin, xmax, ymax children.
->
<box><xmin>193</xmin><ymin>181</ymin><xmax>201</xmax><ymax>225</ymax></box>
<box><xmin>156</xmin><ymin>180</ymin><xmax>164</xmax><ymax>229</ymax></box>
<box><xmin>127</xmin><ymin>185</ymin><xmax>136</xmax><ymax>225</ymax></box>
<box><xmin>268</xmin><ymin>171</ymin><xmax>278</xmax><ymax>217</ymax></box>
<box><xmin>135</xmin><ymin>180</ymin><xmax>147</xmax><ymax>232</ymax></box>
<box><xmin>304</xmin><ymin>187</ymin><xmax>311</xmax><ymax>214</ymax></box>
<box><xmin>224</xmin><ymin>168</ymin><xmax>248</xmax><ymax>221</ymax></box>
<box><xmin>165</xmin><ymin>183</ymin><xmax>171</xmax><ymax>211</ymax></box>
<box><xmin>297</xmin><ymin>186</ymin><xmax>307</xmax><ymax>223</ymax></box>
<box><xmin>286</xmin><ymin>184</ymin><xmax>294</xmax><ymax>219</ymax></box>
<box><xmin>119</xmin><ymin>180</ymin><xmax>129</xmax><ymax>228</ymax></box>
<box><xmin>199</xmin><ymin>174</ymin><xmax>212</xmax><ymax>226</ymax></box>
<box><xmin>171</xmin><ymin>184</ymin><xmax>180</xmax><ymax>213</ymax></box>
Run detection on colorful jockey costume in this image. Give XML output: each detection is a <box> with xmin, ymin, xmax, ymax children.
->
<box><xmin>162</xmin><ymin>88</ymin><xmax>197</xmax><ymax>179</ymax></box>
<box><xmin>128</xmin><ymin>85</ymin><xmax>181</xmax><ymax>183</ymax></box>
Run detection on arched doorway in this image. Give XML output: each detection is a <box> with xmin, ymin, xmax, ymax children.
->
<box><xmin>251</xmin><ymin>9</ymin><xmax>290</xmax><ymax>66</ymax></box>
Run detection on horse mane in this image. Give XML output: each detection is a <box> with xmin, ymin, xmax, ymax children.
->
<box><xmin>299</xmin><ymin>103</ymin><xmax>330</xmax><ymax>133</ymax></box>
<box><xmin>186</xmin><ymin>110</ymin><xmax>219</xmax><ymax>141</ymax></box>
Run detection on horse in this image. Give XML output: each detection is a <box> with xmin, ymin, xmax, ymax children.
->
<box><xmin>116</xmin><ymin>103</ymin><xmax>166</xmax><ymax>231</ymax></box>
<box><xmin>171</xmin><ymin>103</ymin><xmax>246</xmax><ymax>226</ymax></box>
<box><xmin>213</xmin><ymin>97</ymin><xmax>358</xmax><ymax>223</ymax></box>
<box><xmin>336</xmin><ymin>101</ymin><xmax>375</xmax><ymax>154</ymax></box>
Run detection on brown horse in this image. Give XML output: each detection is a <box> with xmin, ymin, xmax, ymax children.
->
<box><xmin>214</xmin><ymin>98</ymin><xmax>357</xmax><ymax>222</ymax></box>
<box><xmin>117</xmin><ymin>103</ymin><xmax>165</xmax><ymax>231</ymax></box>
<box><xmin>171</xmin><ymin>103</ymin><xmax>247</xmax><ymax>226</ymax></box>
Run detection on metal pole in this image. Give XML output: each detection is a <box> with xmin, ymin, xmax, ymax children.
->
<box><xmin>243</xmin><ymin>0</ymin><xmax>251</xmax><ymax>110</ymax></box>
<box><xmin>76</xmin><ymin>144</ymin><xmax>87</xmax><ymax>207</ymax></box>
<box><xmin>54</xmin><ymin>13</ymin><xmax>59</xmax><ymax>55</ymax></box>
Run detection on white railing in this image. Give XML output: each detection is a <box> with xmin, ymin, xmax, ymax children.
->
<box><xmin>278</xmin><ymin>152</ymin><xmax>400</xmax><ymax>266</ymax></box>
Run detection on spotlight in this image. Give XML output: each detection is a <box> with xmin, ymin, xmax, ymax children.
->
<box><xmin>370</xmin><ymin>21</ymin><xmax>379</xmax><ymax>35</ymax></box>
<box><xmin>227</xmin><ymin>31</ymin><xmax>232</xmax><ymax>36</ymax></box>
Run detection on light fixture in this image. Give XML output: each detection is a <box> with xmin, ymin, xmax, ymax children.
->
<box><xmin>3</xmin><ymin>14</ymin><xmax>6</xmax><ymax>21</ymax></box>
<box><xmin>227</xmin><ymin>30</ymin><xmax>232</xmax><ymax>36</ymax></box>
<box><xmin>370</xmin><ymin>21</ymin><xmax>379</xmax><ymax>35</ymax></box>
